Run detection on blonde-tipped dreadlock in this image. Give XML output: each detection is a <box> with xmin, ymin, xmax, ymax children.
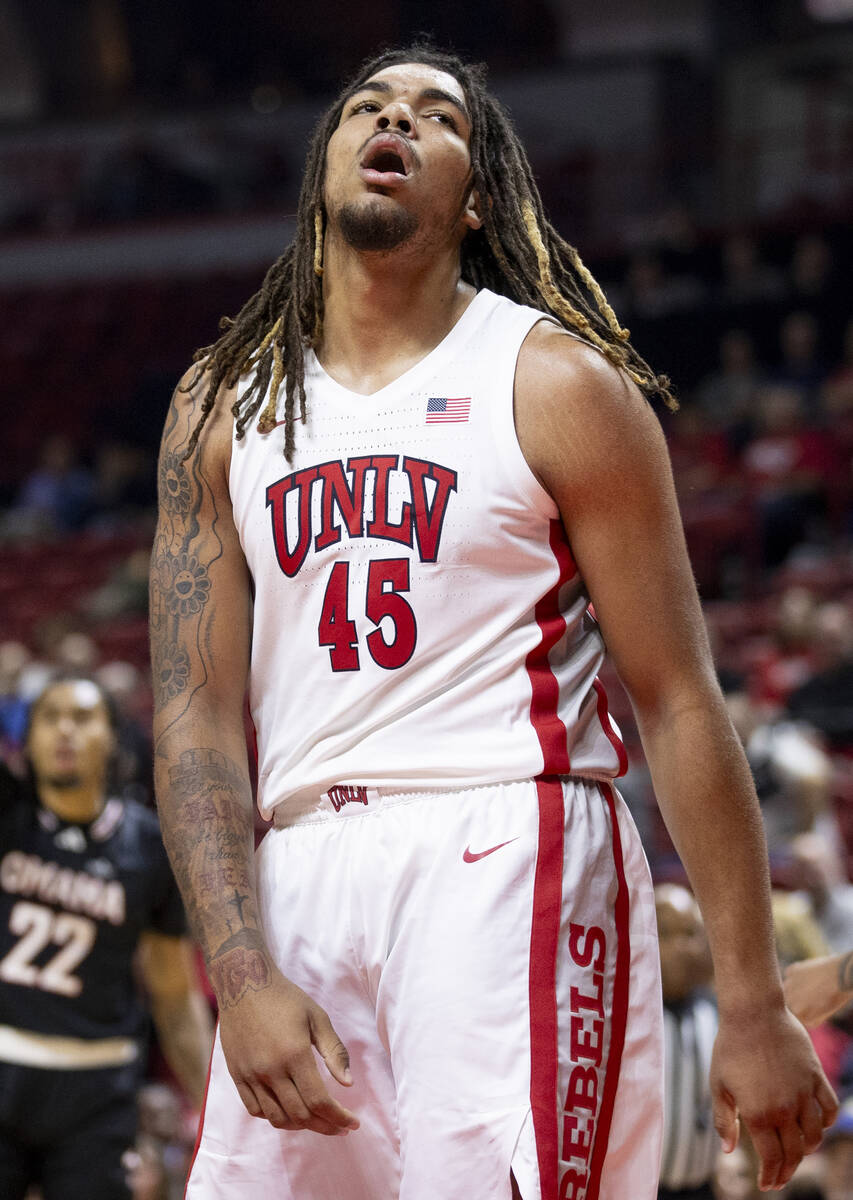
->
<box><xmin>521</xmin><ymin>202</ymin><xmax>658</xmax><ymax>396</ymax></box>
<box><xmin>313</xmin><ymin>208</ymin><xmax>325</xmax><ymax>278</ymax></box>
<box><xmin>182</xmin><ymin>42</ymin><xmax>675</xmax><ymax>463</ymax></box>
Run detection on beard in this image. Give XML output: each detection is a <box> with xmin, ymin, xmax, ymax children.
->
<box><xmin>337</xmin><ymin>197</ymin><xmax>418</xmax><ymax>252</ymax></box>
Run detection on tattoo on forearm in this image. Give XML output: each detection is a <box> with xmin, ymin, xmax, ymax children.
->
<box><xmin>839</xmin><ymin>950</ymin><xmax>853</xmax><ymax>993</ymax></box>
<box><xmin>212</xmin><ymin>927</ymin><xmax>267</xmax><ymax>959</ymax></box>
<box><xmin>208</xmin><ymin>946</ymin><xmax>272</xmax><ymax>1009</ymax></box>
<box><xmin>152</xmin><ymin>400</ymin><xmax>263</xmax><ymax>1008</ymax></box>
<box><xmin>168</xmin><ymin>748</ymin><xmax>246</xmax><ymax>804</ymax></box>
<box><xmin>150</xmin><ymin>398</ymin><xmax>223</xmax><ymax>724</ymax></box>
<box><xmin>156</xmin><ymin>746</ymin><xmax>262</xmax><ymax>998</ymax></box>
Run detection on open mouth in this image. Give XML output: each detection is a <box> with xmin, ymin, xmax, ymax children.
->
<box><xmin>364</xmin><ymin>148</ymin><xmax>407</xmax><ymax>174</ymax></box>
<box><xmin>360</xmin><ymin>135</ymin><xmax>413</xmax><ymax>181</ymax></box>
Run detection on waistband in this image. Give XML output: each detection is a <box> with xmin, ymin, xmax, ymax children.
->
<box><xmin>270</xmin><ymin>775</ymin><xmax>613</xmax><ymax>829</ymax></box>
<box><xmin>273</xmin><ymin>783</ymin><xmax>469</xmax><ymax>828</ymax></box>
<box><xmin>0</xmin><ymin>1024</ymin><xmax>138</xmax><ymax>1070</ymax></box>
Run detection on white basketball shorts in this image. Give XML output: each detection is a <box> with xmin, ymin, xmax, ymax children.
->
<box><xmin>186</xmin><ymin>777</ymin><xmax>664</xmax><ymax>1199</ymax></box>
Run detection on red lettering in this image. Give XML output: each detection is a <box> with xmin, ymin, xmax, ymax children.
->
<box><xmin>266</xmin><ymin>467</ymin><xmax>319</xmax><ymax>577</ymax></box>
<box><xmin>568</xmin><ymin>923</ymin><xmax>606</xmax><ymax>972</ymax></box>
<box><xmin>403</xmin><ymin>456</ymin><xmax>457</xmax><ymax>562</ymax></box>
<box><xmin>367</xmin><ymin>456</ymin><xmax>413</xmax><ymax>546</ymax></box>
<box><xmin>570</xmin><ymin>1014</ymin><xmax>604</xmax><ymax>1066</ymax></box>
<box><xmin>562</xmin><ymin>1113</ymin><xmax>594</xmax><ymax>1163</ymax></box>
<box><xmin>558</xmin><ymin>1167</ymin><xmax>587</xmax><ymax>1200</ymax></box>
<box><xmin>565</xmin><ymin>1065</ymin><xmax>598</xmax><ymax>1113</ymax></box>
<box><xmin>314</xmin><ymin>458</ymin><xmax>371</xmax><ymax>551</ymax></box>
<box><xmin>570</xmin><ymin>971</ymin><xmax>605</xmax><ymax>1019</ymax></box>
<box><xmin>328</xmin><ymin>785</ymin><xmax>369</xmax><ymax>812</ymax></box>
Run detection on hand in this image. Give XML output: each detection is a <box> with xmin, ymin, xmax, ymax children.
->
<box><xmin>710</xmin><ymin>1005</ymin><xmax>838</xmax><ymax>1192</ymax></box>
<box><xmin>218</xmin><ymin>969</ymin><xmax>360</xmax><ymax>1137</ymax></box>
<box><xmin>784</xmin><ymin>953</ymin><xmax>853</xmax><ymax>1027</ymax></box>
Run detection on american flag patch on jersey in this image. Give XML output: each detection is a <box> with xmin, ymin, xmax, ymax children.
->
<box><xmin>425</xmin><ymin>396</ymin><xmax>471</xmax><ymax>424</ymax></box>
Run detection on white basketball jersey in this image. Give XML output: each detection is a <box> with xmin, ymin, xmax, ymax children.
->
<box><xmin>229</xmin><ymin>288</ymin><xmax>627</xmax><ymax>820</ymax></box>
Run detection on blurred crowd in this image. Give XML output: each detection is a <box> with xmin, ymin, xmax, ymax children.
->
<box><xmin>0</xmin><ymin>205</ymin><xmax>851</xmax><ymax>1197</ymax></box>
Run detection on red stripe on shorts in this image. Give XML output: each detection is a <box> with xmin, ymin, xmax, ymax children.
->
<box><xmin>184</xmin><ymin>1022</ymin><xmax>217</xmax><ymax>1198</ymax></box>
<box><xmin>529</xmin><ymin>776</ymin><xmax>566</xmax><ymax>1200</ymax></box>
<box><xmin>584</xmin><ymin>784</ymin><xmax>631</xmax><ymax>1200</ymax></box>
<box><xmin>525</xmin><ymin>520</ymin><xmax>576</xmax><ymax>775</ymax></box>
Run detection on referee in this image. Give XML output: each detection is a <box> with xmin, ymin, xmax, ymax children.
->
<box><xmin>656</xmin><ymin>884</ymin><xmax>719</xmax><ymax>1200</ymax></box>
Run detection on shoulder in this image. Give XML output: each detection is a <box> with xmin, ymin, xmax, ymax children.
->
<box><xmin>515</xmin><ymin>322</ymin><xmax>672</xmax><ymax>502</ymax></box>
<box><xmin>159</xmin><ymin>364</ymin><xmax>239</xmax><ymax>490</ymax></box>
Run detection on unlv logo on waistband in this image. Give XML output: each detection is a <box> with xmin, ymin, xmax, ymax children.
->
<box><xmin>265</xmin><ymin>454</ymin><xmax>457</xmax><ymax>577</ymax></box>
<box><xmin>327</xmin><ymin>785</ymin><xmax>369</xmax><ymax>812</ymax></box>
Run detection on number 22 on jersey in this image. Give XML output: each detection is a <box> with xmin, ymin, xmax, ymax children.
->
<box><xmin>0</xmin><ymin>900</ymin><xmax>96</xmax><ymax>997</ymax></box>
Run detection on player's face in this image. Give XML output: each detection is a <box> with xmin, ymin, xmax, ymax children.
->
<box><xmin>324</xmin><ymin>62</ymin><xmax>481</xmax><ymax>254</ymax></box>
<box><xmin>655</xmin><ymin>896</ymin><xmax>711</xmax><ymax>1003</ymax></box>
<box><xmin>27</xmin><ymin>680</ymin><xmax>114</xmax><ymax>791</ymax></box>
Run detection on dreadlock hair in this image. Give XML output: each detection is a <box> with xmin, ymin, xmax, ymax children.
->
<box><xmin>182</xmin><ymin>42</ymin><xmax>675</xmax><ymax>462</ymax></box>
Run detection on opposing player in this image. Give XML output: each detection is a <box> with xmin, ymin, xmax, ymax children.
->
<box><xmin>784</xmin><ymin>949</ymin><xmax>853</xmax><ymax>1027</ymax></box>
<box><xmin>150</xmin><ymin>44</ymin><xmax>837</xmax><ymax>1199</ymax></box>
<box><xmin>0</xmin><ymin>674</ymin><xmax>213</xmax><ymax>1199</ymax></box>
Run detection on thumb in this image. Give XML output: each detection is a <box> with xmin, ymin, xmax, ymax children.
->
<box><xmin>310</xmin><ymin>1008</ymin><xmax>353</xmax><ymax>1086</ymax></box>
<box><xmin>713</xmin><ymin>1089</ymin><xmax>740</xmax><ymax>1154</ymax></box>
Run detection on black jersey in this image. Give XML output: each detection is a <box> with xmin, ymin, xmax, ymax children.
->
<box><xmin>0</xmin><ymin>765</ymin><xmax>185</xmax><ymax>1041</ymax></box>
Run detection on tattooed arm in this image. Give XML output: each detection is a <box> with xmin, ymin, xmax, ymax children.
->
<box><xmin>150</xmin><ymin>374</ymin><xmax>358</xmax><ymax>1136</ymax></box>
<box><xmin>784</xmin><ymin>950</ymin><xmax>853</xmax><ymax>1027</ymax></box>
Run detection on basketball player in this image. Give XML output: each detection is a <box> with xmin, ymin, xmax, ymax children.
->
<box><xmin>149</xmin><ymin>45</ymin><xmax>837</xmax><ymax>1199</ymax></box>
<box><xmin>0</xmin><ymin>674</ymin><xmax>213</xmax><ymax>1199</ymax></box>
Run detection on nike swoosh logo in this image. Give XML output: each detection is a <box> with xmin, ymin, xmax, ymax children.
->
<box><xmin>463</xmin><ymin>838</ymin><xmax>519</xmax><ymax>863</ymax></box>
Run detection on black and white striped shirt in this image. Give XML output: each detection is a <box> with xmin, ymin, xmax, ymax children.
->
<box><xmin>660</xmin><ymin>994</ymin><xmax>720</xmax><ymax>1191</ymax></box>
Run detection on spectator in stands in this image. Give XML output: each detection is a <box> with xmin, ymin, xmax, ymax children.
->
<box><xmin>666</xmin><ymin>407</ymin><xmax>746</xmax><ymax>597</ymax></box>
<box><xmin>84</xmin><ymin>549</ymin><xmax>151</xmax><ymax>625</ymax></box>
<box><xmin>741</xmin><ymin>384</ymin><xmax>837</xmax><ymax>566</ymax></box>
<box><xmin>89</xmin><ymin>442</ymin><xmax>154</xmax><ymax>530</ymax></box>
<box><xmin>823</xmin><ymin>314</ymin><xmax>853</xmax><ymax>419</ymax></box>
<box><xmin>725</xmin><ymin>688</ymin><xmax>833</xmax><ymax>851</ymax></box>
<box><xmin>822</xmin><ymin>314</ymin><xmax>853</xmax><ymax>530</ymax></box>
<box><xmin>772</xmin><ymin>892</ymin><xmax>832</xmax><ymax>992</ymax></box>
<box><xmin>789</xmin><ymin>233</ymin><xmax>834</xmax><ymax>309</ymax></box>
<box><xmin>4</xmin><ymin>435</ymin><xmax>94</xmax><ymax>539</ymax></box>
<box><xmin>78</xmin><ymin>132</ymin><xmax>218</xmax><ymax>226</ymax></box>
<box><xmin>624</xmin><ymin>251</ymin><xmax>705</xmax><ymax>319</ymax></box>
<box><xmin>775</xmin><ymin>311</ymin><xmax>827</xmax><ymax>410</ymax></box>
<box><xmin>746</xmin><ymin>586</ymin><xmax>819</xmax><ymax>709</ymax></box>
<box><xmin>786</xmin><ymin>833</ymin><xmax>853</xmax><ymax>958</ymax></box>
<box><xmin>0</xmin><ymin>642</ymin><xmax>31</xmax><ymax>754</ymax></box>
<box><xmin>695</xmin><ymin>329</ymin><xmax>763</xmax><ymax>444</ymax></box>
<box><xmin>667</xmin><ymin>406</ymin><xmax>734</xmax><ymax>500</ymax></box>
<box><xmin>718</xmin><ymin>234</ymin><xmax>785</xmax><ymax>307</ymax></box>
<box><xmin>655</xmin><ymin>884</ymin><xmax>718</xmax><ymax>1200</ymax></box>
<box><xmin>54</xmin><ymin>630</ymin><xmax>99</xmax><ymax>675</ymax></box>
<box><xmin>655</xmin><ymin>203</ymin><xmax>705</xmax><ymax>278</ymax></box>
<box><xmin>787</xmin><ymin>602</ymin><xmax>853</xmax><ymax>752</ymax></box>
